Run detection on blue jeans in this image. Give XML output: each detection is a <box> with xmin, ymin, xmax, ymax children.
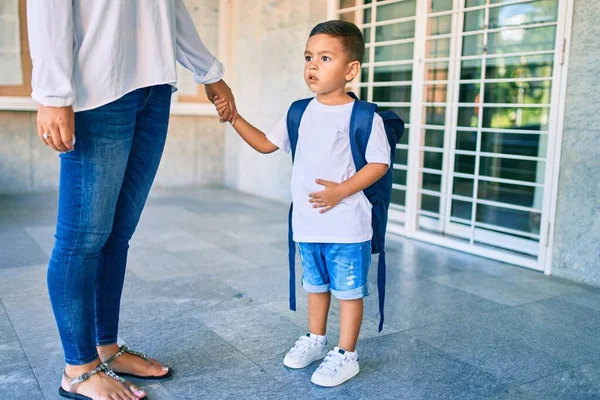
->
<box><xmin>47</xmin><ymin>85</ymin><xmax>172</xmax><ymax>365</ymax></box>
<box><xmin>297</xmin><ymin>241</ymin><xmax>371</xmax><ymax>300</ymax></box>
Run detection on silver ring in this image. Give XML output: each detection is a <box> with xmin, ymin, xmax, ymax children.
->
<box><xmin>42</xmin><ymin>132</ymin><xmax>51</xmax><ymax>140</ymax></box>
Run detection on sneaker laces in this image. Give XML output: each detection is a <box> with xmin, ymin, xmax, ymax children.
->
<box><xmin>317</xmin><ymin>350</ymin><xmax>347</xmax><ymax>377</ymax></box>
<box><xmin>288</xmin><ymin>335</ymin><xmax>318</xmax><ymax>357</ymax></box>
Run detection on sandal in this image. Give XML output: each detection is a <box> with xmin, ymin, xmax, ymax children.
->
<box><xmin>58</xmin><ymin>362</ymin><xmax>146</xmax><ymax>400</ymax></box>
<box><xmin>103</xmin><ymin>344</ymin><xmax>173</xmax><ymax>380</ymax></box>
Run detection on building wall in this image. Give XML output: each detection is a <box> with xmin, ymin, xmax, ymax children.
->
<box><xmin>551</xmin><ymin>0</ymin><xmax>600</xmax><ymax>286</ymax></box>
<box><xmin>0</xmin><ymin>0</ymin><xmax>224</xmax><ymax>195</ymax></box>
<box><xmin>224</xmin><ymin>0</ymin><xmax>328</xmax><ymax>202</ymax></box>
<box><xmin>0</xmin><ymin>111</ymin><xmax>224</xmax><ymax>194</ymax></box>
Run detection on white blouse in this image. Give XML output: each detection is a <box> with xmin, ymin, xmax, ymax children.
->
<box><xmin>27</xmin><ymin>0</ymin><xmax>224</xmax><ymax>112</ymax></box>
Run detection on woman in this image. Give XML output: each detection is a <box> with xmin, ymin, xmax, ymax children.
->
<box><xmin>27</xmin><ymin>1</ymin><xmax>236</xmax><ymax>399</ymax></box>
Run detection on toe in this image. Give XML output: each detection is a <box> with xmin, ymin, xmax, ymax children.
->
<box><xmin>127</xmin><ymin>382</ymin><xmax>146</xmax><ymax>399</ymax></box>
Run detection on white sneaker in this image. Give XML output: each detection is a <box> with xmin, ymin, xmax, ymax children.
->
<box><xmin>283</xmin><ymin>334</ymin><xmax>328</xmax><ymax>369</ymax></box>
<box><xmin>311</xmin><ymin>347</ymin><xmax>360</xmax><ymax>387</ymax></box>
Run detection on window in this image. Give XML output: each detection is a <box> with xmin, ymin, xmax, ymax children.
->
<box><xmin>334</xmin><ymin>0</ymin><xmax>569</xmax><ymax>270</ymax></box>
<box><xmin>0</xmin><ymin>0</ymin><xmax>31</xmax><ymax>97</ymax></box>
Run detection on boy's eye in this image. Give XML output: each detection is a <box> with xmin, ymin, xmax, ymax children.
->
<box><xmin>322</xmin><ymin>56</ymin><xmax>330</xmax><ymax>61</ymax></box>
<box><xmin>305</xmin><ymin>56</ymin><xmax>312</xmax><ymax>62</ymax></box>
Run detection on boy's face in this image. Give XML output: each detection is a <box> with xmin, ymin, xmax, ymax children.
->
<box><xmin>304</xmin><ymin>34</ymin><xmax>361</xmax><ymax>95</ymax></box>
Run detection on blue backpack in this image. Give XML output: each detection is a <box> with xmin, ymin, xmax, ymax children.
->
<box><xmin>286</xmin><ymin>92</ymin><xmax>405</xmax><ymax>332</ymax></box>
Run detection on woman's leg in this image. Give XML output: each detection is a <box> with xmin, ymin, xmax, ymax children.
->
<box><xmin>48</xmin><ymin>88</ymin><xmax>148</xmax><ymax>399</ymax></box>
<box><xmin>95</xmin><ymin>85</ymin><xmax>172</xmax><ymax>376</ymax></box>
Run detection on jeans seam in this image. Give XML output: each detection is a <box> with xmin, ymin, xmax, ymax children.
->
<box><xmin>61</xmin><ymin>157</ymin><xmax>87</xmax><ymax>365</ymax></box>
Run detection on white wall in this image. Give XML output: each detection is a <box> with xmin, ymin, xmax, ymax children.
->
<box><xmin>224</xmin><ymin>0</ymin><xmax>328</xmax><ymax>202</ymax></box>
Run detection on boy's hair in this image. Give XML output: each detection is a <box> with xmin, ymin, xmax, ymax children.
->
<box><xmin>309</xmin><ymin>20</ymin><xmax>365</xmax><ymax>64</ymax></box>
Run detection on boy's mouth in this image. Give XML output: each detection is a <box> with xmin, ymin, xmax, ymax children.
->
<box><xmin>308</xmin><ymin>76</ymin><xmax>318</xmax><ymax>82</ymax></box>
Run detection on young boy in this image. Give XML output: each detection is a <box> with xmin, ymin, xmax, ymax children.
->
<box><xmin>214</xmin><ymin>20</ymin><xmax>390</xmax><ymax>387</ymax></box>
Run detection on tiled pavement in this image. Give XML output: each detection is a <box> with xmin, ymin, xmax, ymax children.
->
<box><xmin>1</xmin><ymin>187</ymin><xmax>599</xmax><ymax>399</ymax></box>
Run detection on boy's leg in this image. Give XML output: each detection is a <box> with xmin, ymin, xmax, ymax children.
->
<box><xmin>326</xmin><ymin>240</ymin><xmax>371</xmax><ymax>351</ymax></box>
<box><xmin>298</xmin><ymin>243</ymin><xmax>331</xmax><ymax>334</ymax></box>
<box><xmin>310</xmin><ymin>241</ymin><xmax>371</xmax><ymax>387</ymax></box>
<box><xmin>308</xmin><ymin>292</ymin><xmax>331</xmax><ymax>336</ymax></box>
<box><xmin>283</xmin><ymin>243</ymin><xmax>330</xmax><ymax>369</ymax></box>
<box><xmin>338</xmin><ymin>298</ymin><xmax>363</xmax><ymax>352</ymax></box>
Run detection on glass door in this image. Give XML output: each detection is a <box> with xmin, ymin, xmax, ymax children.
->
<box><xmin>333</xmin><ymin>0</ymin><xmax>566</xmax><ymax>269</ymax></box>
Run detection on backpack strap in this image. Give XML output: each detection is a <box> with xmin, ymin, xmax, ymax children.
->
<box><xmin>286</xmin><ymin>98</ymin><xmax>312</xmax><ymax>311</ymax></box>
<box><xmin>347</xmin><ymin>92</ymin><xmax>387</xmax><ymax>332</ymax></box>
<box><xmin>347</xmin><ymin>92</ymin><xmax>377</xmax><ymax>174</ymax></box>
<box><xmin>373</xmin><ymin>210</ymin><xmax>387</xmax><ymax>332</ymax></box>
<box><xmin>287</xmin><ymin>98</ymin><xmax>313</xmax><ymax>162</ymax></box>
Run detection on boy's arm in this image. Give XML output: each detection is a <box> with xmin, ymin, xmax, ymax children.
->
<box><xmin>309</xmin><ymin>163</ymin><xmax>388</xmax><ymax>213</ymax></box>
<box><xmin>216</xmin><ymin>97</ymin><xmax>278</xmax><ymax>154</ymax></box>
<box><xmin>230</xmin><ymin>115</ymin><xmax>279</xmax><ymax>154</ymax></box>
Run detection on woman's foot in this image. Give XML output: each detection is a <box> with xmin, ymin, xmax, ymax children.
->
<box><xmin>62</xmin><ymin>360</ymin><xmax>146</xmax><ymax>400</ymax></box>
<box><xmin>98</xmin><ymin>344</ymin><xmax>171</xmax><ymax>379</ymax></box>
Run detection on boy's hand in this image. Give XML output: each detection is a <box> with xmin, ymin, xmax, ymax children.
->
<box><xmin>214</xmin><ymin>96</ymin><xmax>236</xmax><ymax>125</ymax></box>
<box><xmin>309</xmin><ymin>179</ymin><xmax>347</xmax><ymax>214</ymax></box>
<box><xmin>205</xmin><ymin>79</ymin><xmax>237</xmax><ymax>123</ymax></box>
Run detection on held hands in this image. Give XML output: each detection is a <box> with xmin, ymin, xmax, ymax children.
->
<box><xmin>37</xmin><ymin>105</ymin><xmax>75</xmax><ymax>152</ymax></box>
<box><xmin>205</xmin><ymin>79</ymin><xmax>237</xmax><ymax>124</ymax></box>
<box><xmin>309</xmin><ymin>179</ymin><xmax>347</xmax><ymax>214</ymax></box>
<box><xmin>214</xmin><ymin>96</ymin><xmax>235</xmax><ymax>125</ymax></box>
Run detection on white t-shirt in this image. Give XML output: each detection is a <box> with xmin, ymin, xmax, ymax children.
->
<box><xmin>266</xmin><ymin>98</ymin><xmax>391</xmax><ymax>243</ymax></box>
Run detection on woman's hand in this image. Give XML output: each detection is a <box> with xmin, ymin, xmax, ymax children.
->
<box><xmin>37</xmin><ymin>105</ymin><xmax>75</xmax><ymax>152</ymax></box>
<box><xmin>205</xmin><ymin>79</ymin><xmax>237</xmax><ymax>123</ymax></box>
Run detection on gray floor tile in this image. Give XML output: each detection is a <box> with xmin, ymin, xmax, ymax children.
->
<box><xmin>160</xmin><ymin>362</ymin><xmax>284</xmax><ymax>400</ymax></box>
<box><xmin>131</xmin><ymin>227</ymin><xmax>218</xmax><ymax>252</ymax></box>
<box><xmin>193</xmin><ymin>305</ymin><xmax>306</xmax><ymax>363</ymax></box>
<box><xmin>0</xmin><ymin>362</ymin><xmax>44</xmax><ymax>400</ymax></box>
<box><xmin>429</xmin><ymin>271</ymin><xmax>562</xmax><ymax>306</ymax></box>
<box><xmin>363</xmin><ymin>278</ymin><xmax>505</xmax><ymax>331</ymax></box>
<box><xmin>127</xmin><ymin>246</ymin><xmax>205</xmax><ymax>281</ymax></box>
<box><xmin>0</xmin><ymin>264</ymin><xmax>47</xmax><ymax>300</ymax></box>
<box><xmin>214</xmin><ymin>264</ymin><xmax>303</xmax><ymax>305</ymax></box>
<box><xmin>24</xmin><ymin>226</ymin><xmax>55</xmax><ymax>257</ymax></box>
<box><xmin>169</xmin><ymin>246</ymin><xmax>257</xmax><ymax>273</ymax></box>
<box><xmin>513</xmin><ymin>296</ymin><xmax>600</xmax><ymax>338</ymax></box>
<box><xmin>560</xmin><ymin>289</ymin><xmax>600</xmax><ymax>312</ymax></box>
<box><xmin>118</xmin><ymin>272</ymin><xmax>253</xmax><ymax>327</ymax></box>
<box><xmin>406</xmin><ymin>319</ymin><xmax>572</xmax><ymax>385</ymax></box>
<box><xmin>0</xmin><ymin>227</ymin><xmax>49</xmax><ymax>269</ymax></box>
<box><xmin>467</xmin><ymin>305</ymin><xmax>600</xmax><ymax>366</ymax></box>
<box><xmin>357</xmin><ymin>333</ymin><xmax>512</xmax><ymax>399</ymax></box>
<box><xmin>517</xmin><ymin>363</ymin><xmax>600</xmax><ymax>400</ymax></box>
<box><xmin>17</xmin><ymin>335</ymin><xmax>65</xmax><ymax>400</ymax></box>
<box><xmin>220</xmin><ymin>242</ymin><xmax>291</xmax><ymax>267</ymax></box>
<box><xmin>1</xmin><ymin>293</ymin><xmax>59</xmax><ymax>341</ymax></box>
<box><xmin>119</xmin><ymin>315</ymin><xmax>252</xmax><ymax>380</ymax></box>
<box><xmin>2</xmin><ymin>192</ymin><xmax>59</xmax><ymax>227</ymax></box>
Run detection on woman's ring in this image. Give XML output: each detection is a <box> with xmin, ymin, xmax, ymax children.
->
<box><xmin>42</xmin><ymin>132</ymin><xmax>51</xmax><ymax>140</ymax></box>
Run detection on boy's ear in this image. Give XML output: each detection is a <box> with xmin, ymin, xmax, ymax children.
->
<box><xmin>345</xmin><ymin>60</ymin><xmax>361</xmax><ymax>82</ymax></box>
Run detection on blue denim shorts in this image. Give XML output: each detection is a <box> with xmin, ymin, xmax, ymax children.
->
<box><xmin>297</xmin><ymin>241</ymin><xmax>371</xmax><ymax>300</ymax></box>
